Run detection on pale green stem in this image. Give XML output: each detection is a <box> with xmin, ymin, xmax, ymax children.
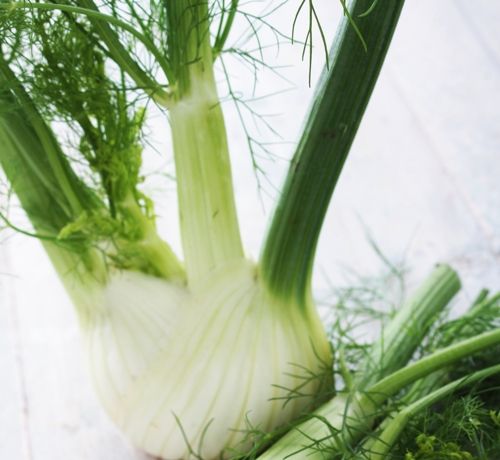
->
<box><xmin>117</xmin><ymin>193</ymin><xmax>185</xmax><ymax>281</ymax></box>
<box><xmin>167</xmin><ymin>1</ymin><xmax>243</xmax><ymax>288</ymax></box>
<box><xmin>356</xmin><ymin>264</ymin><xmax>460</xmax><ymax>387</ymax></box>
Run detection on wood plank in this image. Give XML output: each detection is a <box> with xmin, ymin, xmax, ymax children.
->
<box><xmin>0</xmin><ymin>245</ymin><xmax>28</xmax><ymax>459</ymax></box>
<box><xmin>388</xmin><ymin>0</ymin><xmax>500</xmax><ymax>254</ymax></box>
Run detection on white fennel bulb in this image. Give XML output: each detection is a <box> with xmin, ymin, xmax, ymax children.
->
<box><xmin>78</xmin><ymin>259</ymin><xmax>331</xmax><ymax>459</ymax></box>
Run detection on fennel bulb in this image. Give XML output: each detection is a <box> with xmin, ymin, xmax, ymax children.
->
<box><xmin>78</xmin><ymin>260</ymin><xmax>330</xmax><ymax>459</ymax></box>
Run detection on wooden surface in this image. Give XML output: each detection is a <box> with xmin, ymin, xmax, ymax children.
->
<box><xmin>1</xmin><ymin>1</ymin><xmax>499</xmax><ymax>459</ymax></box>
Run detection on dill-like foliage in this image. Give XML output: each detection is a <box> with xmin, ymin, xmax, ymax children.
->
<box><xmin>388</xmin><ymin>294</ymin><xmax>500</xmax><ymax>460</ymax></box>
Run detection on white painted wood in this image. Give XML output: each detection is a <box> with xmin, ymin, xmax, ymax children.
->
<box><xmin>0</xmin><ymin>246</ymin><xmax>26</xmax><ymax>459</ymax></box>
<box><xmin>1</xmin><ymin>1</ymin><xmax>499</xmax><ymax>458</ymax></box>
